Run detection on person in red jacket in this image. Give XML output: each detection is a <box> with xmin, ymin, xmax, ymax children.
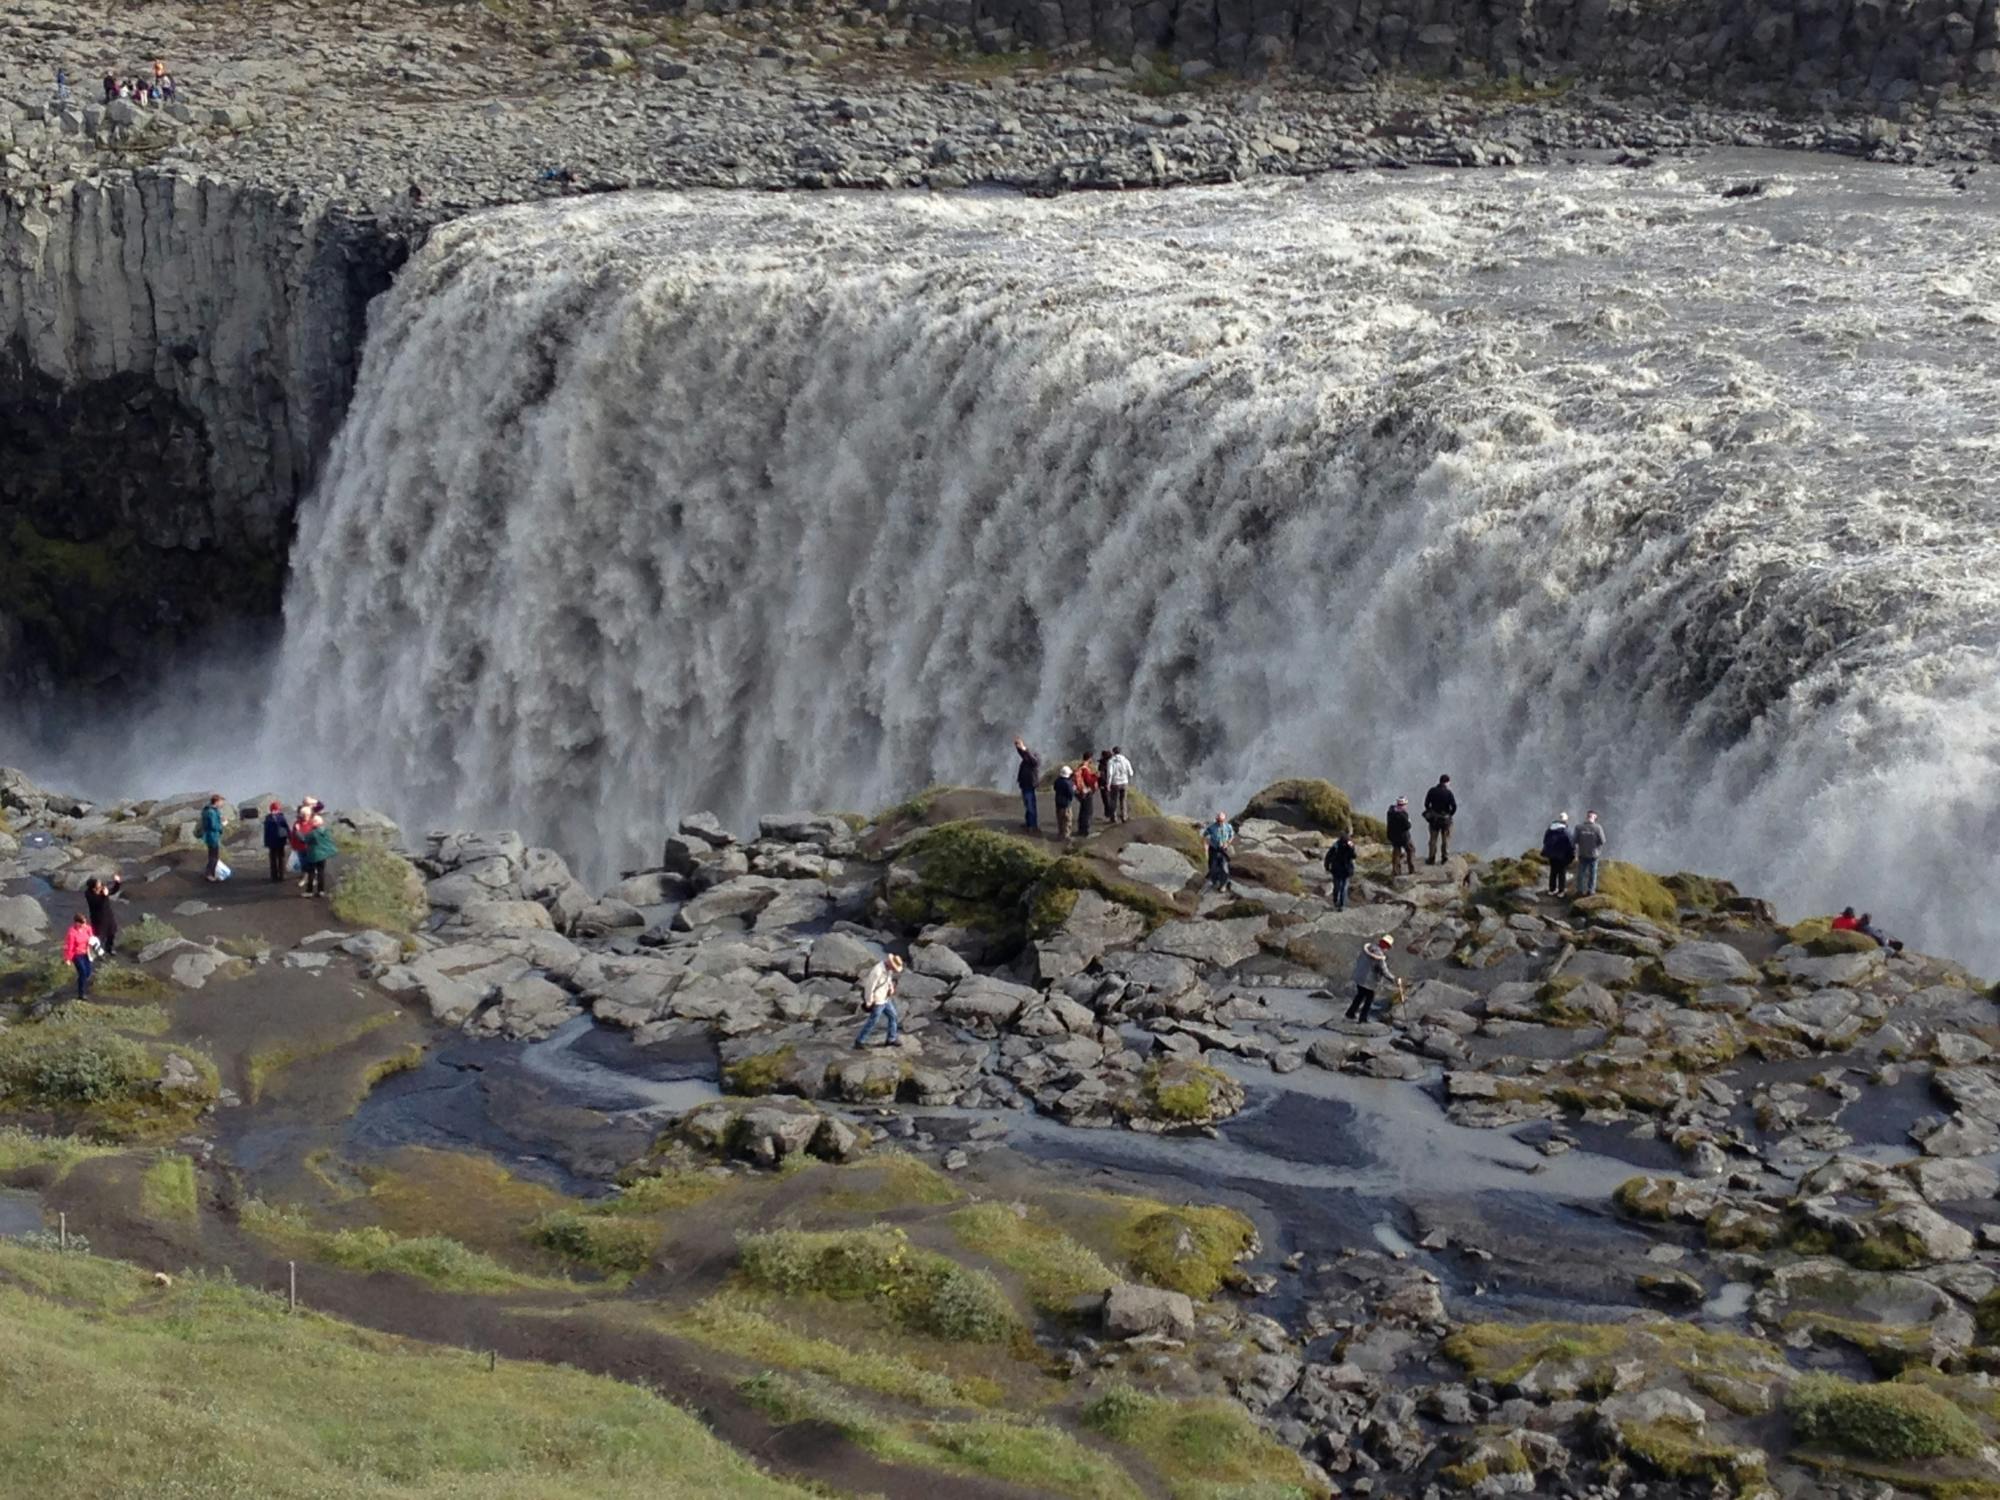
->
<box><xmin>63</xmin><ymin>913</ymin><xmax>96</xmax><ymax>1000</ymax></box>
<box><xmin>1830</xmin><ymin>907</ymin><xmax>1860</xmax><ymax>932</ymax></box>
<box><xmin>1071</xmin><ymin>758</ymin><xmax>1099</xmax><ymax>836</ymax></box>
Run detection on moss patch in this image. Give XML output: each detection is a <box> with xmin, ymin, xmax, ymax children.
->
<box><xmin>819</xmin><ymin>1152</ymin><xmax>962</xmax><ymax>1214</ymax></box>
<box><xmin>1789</xmin><ymin>1373</ymin><xmax>1985</xmax><ymax>1461</ymax></box>
<box><xmin>723</xmin><ymin>1046</ymin><xmax>797</xmax><ymax>1097</ymax></box>
<box><xmin>1081</xmin><ymin>1384</ymin><xmax>1317</xmax><ymax>1495</ymax></box>
<box><xmin>1238</xmin><ymin>778</ymin><xmax>1386</xmax><ymax>841</ymax></box>
<box><xmin>1618</xmin><ymin>1416</ymin><xmax>1764</xmax><ymax>1490</ymax></box>
<box><xmin>139</xmin><ymin>1153</ymin><xmax>197</xmax><ymax>1220</ymax></box>
<box><xmin>1443</xmin><ymin>1319</ymin><xmax>1784</xmax><ymax>1399</ymax></box>
<box><xmin>0</xmin><ymin>1008</ymin><xmax>216</xmax><ymax>1138</ymax></box>
<box><xmin>327</xmin><ymin>839</ymin><xmax>428</xmax><ymax>936</ymax></box>
<box><xmin>1589</xmin><ymin>862</ymin><xmax>1678</xmax><ymax>924</ymax></box>
<box><xmin>737</xmin><ymin>1227</ymin><xmax>1020</xmax><ymax>1343</ymax></box>
<box><xmin>948</xmin><ymin>1202</ymin><xmax>1117</xmax><ymax>1311</ymax></box>
<box><xmin>1103</xmin><ymin>1199</ymin><xmax>1256</xmax><ymax>1299</ymax></box>
<box><xmin>241</xmin><ymin>1201</ymin><xmax>568</xmax><ymax>1293</ymax></box>
<box><xmin>0</xmin><ymin>1127</ymin><xmax>118</xmax><ymax>1179</ymax></box>
<box><xmin>530</xmin><ymin>1210</ymin><xmax>655</xmax><ymax>1274</ymax></box>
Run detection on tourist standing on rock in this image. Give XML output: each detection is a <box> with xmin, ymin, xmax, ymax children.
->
<box><xmin>1096</xmin><ymin>749</ymin><xmax>1113</xmax><ymax>821</ymax></box>
<box><xmin>1054</xmin><ymin>766</ymin><xmax>1077</xmax><ymax>840</ymax></box>
<box><xmin>262</xmin><ymin>801</ymin><xmax>292</xmax><ymax>883</ymax></box>
<box><xmin>854</xmin><ymin>953</ymin><xmax>905</xmax><ymax>1048</ymax></box>
<box><xmin>1072</xmin><ymin>758</ymin><xmax>1098</xmax><ymax>836</ymax></box>
<box><xmin>303</xmin><ymin>803</ymin><xmax>337</xmax><ymax>898</ymax></box>
<box><xmin>1386</xmin><ymin>797</ymin><xmax>1416</xmax><ymax>878</ymax></box>
<box><xmin>1573</xmin><ymin>810</ymin><xmax>1606</xmax><ymax>896</ymax></box>
<box><xmin>1542</xmin><ymin>813</ymin><xmax>1575</xmax><ymax>895</ymax></box>
<box><xmin>1423</xmin><ymin>775</ymin><xmax>1456</xmax><ymax>865</ymax></box>
<box><xmin>1106</xmin><ymin>746</ymin><xmax>1133</xmax><ymax>824</ymax></box>
<box><xmin>1202</xmin><ymin>811</ymin><xmax>1236</xmax><ymax>893</ymax></box>
<box><xmin>1324</xmin><ymin>834</ymin><xmax>1356</xmax><ymax>912</ymax></box>
<box><xmin>1344</xmin><ymin>935</ymin><xmax>1396</xmax><ymax>1023</ymax></box>
<box><xmin>84</xmin><ymin>876</ymin><xmax>123</xmax><ymax>957</ymax></box>
<box><xmin>1013</xmin><ymin>737</ymin><xmax>1041</xmax><ymax>832</ymax></box>
<box><xmin>64</xmin><ymin>914</ymin><xmax>96</xmax><ymax>1001</ymax></box>
<box><xmin>103</xmin><ymin>73</ymin><xmax>117</xmax><ymax>104</ymax></box>
<box><xmin>199</xmin><ymin>794</ymin><xmax>226</xmax><ymax>882</ymax></box>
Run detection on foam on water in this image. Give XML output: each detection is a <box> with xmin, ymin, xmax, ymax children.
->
<box><xmin>263</xmin><ymin>157</ymin><xmax>1998</xmax><ymax>965</ymax></box>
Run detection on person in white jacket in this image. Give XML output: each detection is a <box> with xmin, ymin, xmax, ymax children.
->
<box><xmin>854</xmin><ymin>954</ymin><xmax>906</xmax><ymax>1048</ymax></box>
<box><xmin>1105</xmin><ymin>746</ymin><xmax>1134</xmax><ymax>824</ymax></box>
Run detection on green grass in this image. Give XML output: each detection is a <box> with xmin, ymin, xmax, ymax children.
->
<box><xmin>820</xmin><ymin>1152</ymin><xmax>963</xmax><ymax>1213</ymax></box>
<box><xmin>605</xmin><ymin>1165</ymin><xmax>735</xmax><ymax>1214</ymax></box>
<box><xmin>531</xmin><ymin>1210</ymin><xmax>656</xmax><ymax>1274</ymax></box>
<box><xmin>671</xmin><ymin>1292</ymin><xmax>998</xmax><ymax>1407</ymax></box>
<box><xmin>0</xmin><ymin>1126</ymin><xmax>119</xmax><ymax>1178</ymax></box>
<box><xmin>744</xmin><ymin>1371</ymin><xmax>1142</xmax><ymax>1498</ymax></box>
<box><xmin>0</xmin><ymin>1007</ymin><xmax>217</xmax><ymax>1135</ymax></box>
<box><xmin>90</xmin><ymin>966</ymin><xmax>175</xmax><ymax>1001</ymax></box>
<box><xmin>0</xmin><ymin>1240</ymin><xmax>813</xmax><ymax>1498</ymax></box>
<box><xmin>123</xmin><ymin>915</ymin><xmax>182</xmax><ymax>950</ymax></box>
<box><xmin>1100</xmin><ymin>1197</ymin><xmax>1257</xmax><ymax>1299</ymax></box>
<box><xmin>327</xmin><ymin>838</ymin><xmax>429</xmax><ymax>935</ymax></box>
<box><xmin>1081</xmin><ymin>1384</ymin><xmax>1317</xmax><ymax>1496</ymax></box>
<box><xmin>139</xmin><ymin>1153</ymin><xmax>197</xmax><ymax>1220</ymax></box>
<box><xmin>949</xmin><ymin>1202</ymin><xmax>1117</xmax><ymax>1310</ymax></box>
<box><xmin>737</xmin><ymin>1227</ymin><xmax>1020</xmax><ymax>1343</ymax></box>
<box><xmin>244</xmin><ymin>1011</ymin><xmax>399</xmax><ymax>1104</ymax></box>
<box><xmin>1788</xmin><ymin>1373</ymin><xmax>1985</xmax><ymax>1461</ymax></box>
<box><xmin>1238</xmin><ymin>778</ymin><xmax>1387</xmax><ymax>841</ymax></box>
<box><xmin>242</xmin><ymin>1201</ymin><xmax>568</xmax><ymax>1293</ymax></box>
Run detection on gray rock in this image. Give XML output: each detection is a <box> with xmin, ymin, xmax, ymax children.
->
<box><xmin>1117</xmin><ymin>840</ymin><xmax>1196</xmax><ymax>892</ymax></box>
<box><xmin>1142</xmin><ymin>916</ymin><xmax>1267</xmax><ymax>969</ymax></box>
<box><xmin>807</xmin><ymin>930</ymin><xmax>880</xmax><ymax>979</ymax></box>
<box><xmin>1034</xmin><ymin>889</ymin><xmax>1146</xmax><ymax>981</ymax></box>
<box><xmin>1102</xmin><ymin>1281</ymin><xmax>1192</xmax><ymax>1338</ymax></box>
<box><xmin>0</xmin><ymin>894</ymin><xmax>49</xmax><ymax>946</ymax></box>
<box><xmin>1661</xmin><ymin>940</ymin><xmax>1756</xmax><ymax>985</ymax></box>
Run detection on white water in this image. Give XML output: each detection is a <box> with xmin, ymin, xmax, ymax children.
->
<box><xmin>267</xmin><ymin>155</ymin><xmax>1998</xmax><ymax>966</ymax></box>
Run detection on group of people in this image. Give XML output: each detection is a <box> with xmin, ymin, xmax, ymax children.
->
<box><xmin>99</xmin><ymin>60</ymin><xmax>177</xmax><ymax>106</ymax></box>
<box><xmin>59</xmin><ymin>795</ymin><xmax>339</xmax><ymax>1004</ymax></box>
<box><xmin>1830</xmin><ymin>907</ymin><xmax>1903</xmax><ymax>953</ymax></box>
<box><xmin>1016</xmin><ymin>738</ymin><xmax>1134</xmax><ymax>838</ymax></box>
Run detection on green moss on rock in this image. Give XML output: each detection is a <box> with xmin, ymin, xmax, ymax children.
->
<box><xmin>1238</xmin><ymin>778</ymin><xmax>1387</xmax><ymax>841</ymax></box>
<box><xmin>1788</xmin><ymin>1373</ymin><xmax>1984</xmax><ymax>1461</ymax></box>
<box><xmin>736</xmin><ymin>1226</ymin><xmax>1019</xmax><ymax>1343</ymax></box>
<box><xmin>1590</xmin><ymin>862</ymin><xmax>1678</xmax><ymax>924</ymax></box>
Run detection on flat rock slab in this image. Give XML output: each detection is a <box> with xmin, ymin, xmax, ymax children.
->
<box><xmin>1117</xmin><ymin>841</ymin><xmax>1197</xmax><ymax>892</ymax></box>
<box><xmin>0</xmin><ymin>894</ymin><xmax>49</xmax><ymax>946</ymax></box>
<box><xmin>1035</xmin><ymin>890</ymin><xmax>1146</xmax><ymax>982</ymax></box>
<box><xmin>1142</xmin><ymin>916</ymin><xmax>1267</xmax><ymax>969</ymax></box>
<box><xmin>1661</xmin><ymin>940</ymin><xmax>1756</xmax><ymax>985</ymax></box>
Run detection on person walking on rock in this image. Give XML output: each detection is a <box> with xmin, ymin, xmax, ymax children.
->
<box><xmin>1202</xmin><ymin>811</ymin><xmax>1236</xmax><ymax>893</ymax></box>
<box><xmin>198</xmin><ymin>794</ymin><xmax>226</xmax><ymax>882</ymax></box>
<box><xmin>1096</xmin><ymin>749</ymin><xmax>1113</xmax><ymax>822</ymax></box>
<box><xmin>1344</xmin><ymin>935</ymin><xmax>1396</xmax><ymax>1023</ymax></box>
<box><xmin>303</xmin><ymin>804</ymin><xmax>337</xmax><ymax>898</ymax></box>
<box><xmin>1542</xmin><ymin>813</ymin><xmax>1575</xmax><ymax>896</ymax></box>
<box><xmin>854</xmin><ymin>953</ymin><xmax>905</xmax><ymax>1048</ymax></box>
<box><xmin>262</xmin><ymin>801</ymin><xmax>292</xmax><ymax>883</ymax></box>
<box><xmin>1072</xmin><ymin>757</ymin><xmax>1098</xmax><ymax>837</ymax></box>
<box><xmin>1105</xmin><ymin>746</ymin><xmax>1133</xmax><ymax>824</ymax></box>
<box><xmin>1324</xmin><ymin>834</ymin><xmax>1356</xmax><ymax>912</ymax></box>
<box><xmin>1573</xmin><ymin>810</ymin><xmax>1606</xmax><ymax>896</ymax></box>
<box><xmin>64</xmin><ymin>913</ymin><xmax>96</xmax><ymax>1001</ymax></box>
<box><xmin>1386</xmin><ymin>797</ymin><xmax>1416</xmax><ymax>879</ymax></box>
<box><xmin>1013</xmin><ymin>737</ymin><xmax>1041</xmax><ymax>832</ymax></box>
<box><xmin>1423</xmin><ymin>775</ymin><xmax>1457</xmax><ymax>865</ymax></box>
<box><xmin>84</xmin><ymin>875</ymin><xmax>123</xmax><ymax>957</ymax></box>
<box><xmin>1054</xmin><ymin>766</ymin><xmax>1077</xmax><ymax>840</ymax></box>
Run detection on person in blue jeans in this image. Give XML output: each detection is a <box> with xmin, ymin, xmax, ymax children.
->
<box><xmin>854</xmin><ymin>954</ymin><xmax>905</xmax><ymax>1047</ymax></box>
<box><xmin>1323</xmin><ymin>833</ymin><xmax>1356</xmax><ymax>911</ymax></box>
<box><xmin>64</xmin><ymin>914</ymin><xmax>95</xmax><ymax>1000</ymax></box>
<box><xmin>1573</xmin><ymin>810</ymin><xmax>1606</xmax><ymax>896</ymax></box>
<box><xmin>1012</xmin><ymin>736</ymin><xmax>1041</xmax><ymax>831</ymax></box>
<box><xmin>1202</xmin><ymin>812</ymin><xmax>1235</xmax><ymax>892</ymax></box>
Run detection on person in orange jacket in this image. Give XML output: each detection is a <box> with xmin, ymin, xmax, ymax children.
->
<box><xmin>1071</xmin><ymin>757</ymin><xmax>1100</xmax><ymax>836</ymax></box>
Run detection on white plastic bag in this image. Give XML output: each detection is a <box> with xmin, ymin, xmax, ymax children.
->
<box><xmin>215</xmin><ymin>859</ymin><xmax>233</xmax><ymax>881</ymax></box>
<box><xmin>287</xmin><ymin>851</ymin><xmax>302</xmax><ymax>874</ymax></box>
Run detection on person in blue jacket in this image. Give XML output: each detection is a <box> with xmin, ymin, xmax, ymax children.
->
<box><xmin>1542</xmin><ymin>813</ymin><xmax>1576</xmax><ymax>896</ymax></box>
<box><xmin>199</xmin><ymin>795</ymin><xmax>226</xmax><ymax>882</ymax></box>
<box><xmin>262</xmin><ymin>801</ymin><xmax>292</xmax><ymax>883</ymax></box>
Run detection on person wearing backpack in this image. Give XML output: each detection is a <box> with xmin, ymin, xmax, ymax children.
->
<box><xmin>1542</xmin><ymin>813</ymin><xmax>1576</xmax><ymax>896</ymax></box>
<box><xmin>1422</xmin><ymin>775</ymin><xmax>1457</xmax><ymax>864</ymax></box>
<box><xmin>1053</xmin><ymin>766</ymin><xmax>1077</xmax><ymax>840</ymax></box>
<box><xmin>262</xmin><ymin>801</ymin><xmax>293</xmax><ymax>883</ymax></box>
<box><xmin>1071</xmin><ymin>758</ymin><xmax>1099</xmax><ymax>836</ymax></box>
<box><xmin>198</xmin><ymin>794</ymin><xmax>226</xmax><ymax>881</ymax></box>
<box><xmin>1323</xmin><ymin>834</ymin><xmax>1357</xmax><ymax>912</ymax></box>
<box><xmin>303</xmin><ymin>803</ymin><xmax>338</xmax><ymax>897</ymax></box>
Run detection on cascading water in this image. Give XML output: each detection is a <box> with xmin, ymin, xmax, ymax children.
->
<box><xmin>273</xmin><ymin>159</ymin><xmax>2000</xmax><ymax>968</ymax></box>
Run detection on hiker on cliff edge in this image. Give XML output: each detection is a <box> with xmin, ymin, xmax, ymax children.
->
<box><xmin>1054</xmin><ymin>766</ymin><xmax>1077</xmax><ymax>841</ymax></box>
<box><xmin>1423</xmin><ymin>775</ymin><xmax>1456</xmax><ymax>864</ymax></box>
<box><xmin>199</xmin><ymin>794</ymin><xmax>226</xmax><ymax>882</ymax></box>
<box><xmin>1072</xmin><ymin>757</ymin><xmax>1098</xmax><ymax>836</ymax></box>
<box><xmin>1386</xmin><ymin>796</ymin><xmax>1416</xmax><ymax>878</ymax></box>
<box><xmin>854</xmin><ymin>953</ymin><xmax>905</xmax><ymax>1048</ymax></box>
<box><xmin>1105</xmin><ymin>746</ymin><xmax>1133</xmax><ymax>825</ymax></box>
<box><xmin>1202</xmin><ymin>811</ymin><xmax>1235</xmax><ymax>893</ymax></box>
<box><xmin>84</xmin><ymin>875</ymin><xmax>123</xmax><ymax>957</ymax></box>
<box><xmin>1542</xmin><ymin>813</ymin><xmax>1575</xmax><ymax>896</ymax></box>
<box><xmin>1323</xmin><ymin>833</ymin><xmax>1356</xmax><ymax>912</ymax></box>
<box><xmin>1573</xmin><ymin>810</ymin><xmax>1606</xmax><ymax>896</ymax></box>
<box><xmin>1344</xmin><ymin>934</ymin><xmax>1396</xmax><ymax>1023</ymax></box>
<box><xmin>1013</xmin><ymin>737</ymin><xmax>1041</xmax><ymax>832</ymax></box>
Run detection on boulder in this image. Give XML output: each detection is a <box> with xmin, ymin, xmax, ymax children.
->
<box><xmin>1117</xmin><ymin>840</ymin><xmax>1197</xmax><ymax>892</ymax></box>
<box><xmin>1034</xmin><ymin>889</ymin><xmax>1146</xmax><ymax>982</ymax></box>
<box><xmin>1142</xmin><ymin>917</ymin><xmax>1267</xmax><ymax>970</ymax></box>
<box><xmin>673</xmin><ymin>879</ymin><xmax>782</xmax><ymax>930</ymax></box>
<box><xmin>1102</xmin><ymin>1282</ymin><xmax>1193</xmax><ymax>1339</ymax></box>
<box><xmin>757</xmin><ymin>812</ymin><xmax>853</xmax><ymax>848</ymax></box>
<box><xmin>943</xmin><ymin>975</ymin><xmax>1037</xmax><ymax>1031</ymax></box>
<box><xmin>454</xmin><ymin>899</ymin><xmax>555</xmax><ymax>934</ymax></box>
<box><xmin>807</xmin><ymin>931</ymin><xmax>881</xmax><ymax>979</ymax></box>
<box><xmin>0</xmin><ymin>895</ymin><xmax>49</xmax><ymax>946</ymax></box>
<box><xmin>1661</xmin><ymin>940</ymin><xmax>1755</xmax><ymax>985</ymax></box>
<box><xmin>340</xmin><ymin>930</ymin><xmax>403</xmax><ymax>965</ymax></box>
<box><xmin>679</xmin><ymin>811</ymin><xmax>734</xmax><ymax>846</ymax></box>
<box><xmin>1783</xmin><ymin>948</ymin><xmax>1887</xmax><ymax>987</ymax></box>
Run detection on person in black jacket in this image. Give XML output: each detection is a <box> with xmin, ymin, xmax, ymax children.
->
<box><xmin>1423</xmin><ymin>775</ymin><xmax>1457</xmax><ymax>864</ymax></box>
<box><xmin>262</xmin><ymin>800</ymin><xmax>293</xmax><ymax>883</ymax></box>
<box><xmin>1542</xmin><ymin>813</ymin><xmax>1575</xmax><ymax>895</ymax></box>
<box><xmin>1386</xmin><ymin>797</ymin><xmax>1416</xmax><ymax>878</ymax></box>
<box><xmin>83</xmin><ymin>875</ymin><xmax>123</xmax><ymax>956</ymax></box>
<box><xmin>1323</xmin><ymin>834</ymin><xmax>1357</xmax><ymax>911</ymax></box>
<box><xmin>1013</xmin><ymin>736</ymin><xmax>1041</xmax><ymax>832</ymax></box>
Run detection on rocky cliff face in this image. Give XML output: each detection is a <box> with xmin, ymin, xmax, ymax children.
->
<box><xmin>0</xmin><ymin>173</ymin><xmax>404</xmax><ymax>689</ymax></box>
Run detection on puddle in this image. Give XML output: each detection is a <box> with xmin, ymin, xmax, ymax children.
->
<box><xmin>0</xmin><ymin>1188</ymin><xmax>41</xmax><ymax>1237</ymax></box>
<box><xmin>1702</xmin><ymin>1281</ymin><xmax>1754</xmax><ymax>1320</ymax></box>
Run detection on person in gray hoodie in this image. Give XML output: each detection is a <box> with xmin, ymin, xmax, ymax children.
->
<box><xmin>1343</xmin><ymin>935</ymin><xmax>1396</xmax><ymax>1023</ymax></box>
<box><xmin>1573</xmin><ymin>810</ymin><xmax>1607</xmax><ymax>896</ymax></box>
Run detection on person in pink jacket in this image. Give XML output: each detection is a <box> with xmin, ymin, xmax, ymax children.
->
<box><xmin>63</xmin><ymin>913</ymin><xmax>96</xmax><ymax>1000</ymax></box>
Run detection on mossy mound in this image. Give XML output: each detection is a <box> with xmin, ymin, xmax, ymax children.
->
<box><xmin>1238</xmin><ymin>778</ymin><xmax>1387</xmax><ymax>841</ymax></box>
<box><xmin>531</xmin><ymin>1210</ymin><xmax>656</xmax><ymax>1274</ymax></box>
<box><xmin>1664</xmin><ymin>872</ymin><xmax>1736</xmax><ymax>912</ymax></box>
<box><xmin>0</xmin><ymin>1008</ymin><xmax>216</xmax><ymax>1139</ymax></box>
<box><xmin>328</xmin><ymin>839</ymin><xmax>429</xmax><ymax>936</ymax></box>
<box><xmin>886</xmin><ymin>821</ymin><xmax>1052</xmax><ymax>935</ymax></box>
<box><xmin>1618</xmin><ymin>1416</ymin><xmax>1765</xmax><ymax>1491</ymax></box>
<box><xmin>1588</xmin><ymin>861</ymin><xmax>1678</xmax><ymax>924</ymax></box>
<box><xmin>737</xmin><ymin>1226</ymin><xmax>1020</xmax><ymax>1343</ymax></box>
<box><xmin>1079</xmin><ymin>1384</ymin><xmax>1319</xmax><ymax>1494</ymax></box>
<box><xmin>1443</xmin><ymin>1319</ymin><xmax>1785</xmax><ymax>1401</ymax></box>
<box><xmin>1786</xmin><ymin>917</ymin><xmax>1880</xmax><ymax>956</ymax></box>
<box><xmin>948</xmin><ymin>1203</ymin><xmax>1117</xmax><ymax>1312</ymax></box>
<box><xmin>1125</xmin><ymin>1058</ymin><xmax>1243</xmax><ymax>1128</ymax></box>
<box><xmin>1110</xmin><ymin>1201</ymin><xmax>1257</xmax><ymax>1299</ymax></box>
<box><xmin>1788</xmin><ymin>1373</ymin><xmax>1985</xmax><ymax>1461</ymax></box>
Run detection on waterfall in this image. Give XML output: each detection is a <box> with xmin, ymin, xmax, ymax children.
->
<box><xmin>272</xmin><ymin>165</ymin><xmax>2000</xmax><ymax>970</ymax></box>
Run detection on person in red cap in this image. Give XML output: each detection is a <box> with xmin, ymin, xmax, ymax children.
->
<box><xmin>262</xmin><ymin>800</ymin><xmax>293</xmax><ymax>883</ymax></box>
<box><xmin>1344</xmin><ymin>934</ymin><xmax>1397</xmax><ymax>1023</ymax></box>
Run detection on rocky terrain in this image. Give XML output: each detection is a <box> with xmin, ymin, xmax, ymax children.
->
<box><xmin>4</xmin><ymin>761</ymin><xmax>1999</xmax><ymax>1497</ymax></box>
